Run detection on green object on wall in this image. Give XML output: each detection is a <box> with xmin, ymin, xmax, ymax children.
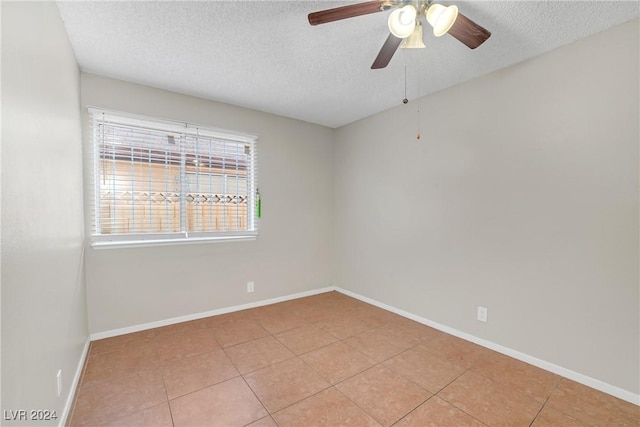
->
<box><xmin>257</xmin><ymin>189</ymin><xmax>261</xmax><ymax>218</ymax></box>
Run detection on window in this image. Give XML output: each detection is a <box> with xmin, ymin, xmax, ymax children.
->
<box><xmin>90</xmin><ymin>108</ymin><xmax>258</xmax><ymax>247</ymax></box>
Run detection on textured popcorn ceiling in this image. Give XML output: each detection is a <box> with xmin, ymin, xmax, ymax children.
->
<box><xmin>57</xmin><ymin>1</ymin><xmax>639</xmax><ymax>128</ymax></box>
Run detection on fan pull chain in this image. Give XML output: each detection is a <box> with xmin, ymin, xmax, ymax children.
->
<box><xmin>402</xmin><ymin>51</ymin><xmax>408</xmax><ymax>104</ymax></box>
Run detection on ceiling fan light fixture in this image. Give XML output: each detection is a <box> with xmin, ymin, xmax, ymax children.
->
<box><xmin>401</xmin><ymin>22</ymin><xmax>426</xmax><ymax>49</ymax></box>
<box><xmin>426</xmin><ymin>4</ymin><xmax>458</xmax><ymax>37</ymax></box>
<box><xmin>388</xmin><ymin>5</ymin><xmax>417</xmax><ymax>38</ymax></box>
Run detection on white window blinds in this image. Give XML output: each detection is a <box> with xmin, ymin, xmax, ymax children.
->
<box><xmin>90</xmin><ymin>108</ymin><xmax>258</xmax><ymax>246</ymax></box>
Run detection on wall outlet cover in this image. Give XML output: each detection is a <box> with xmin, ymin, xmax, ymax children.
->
<box><xmin>477</xmin><ymin>306</ymin><xmax>488</xmax><ymax>322</ymax></box>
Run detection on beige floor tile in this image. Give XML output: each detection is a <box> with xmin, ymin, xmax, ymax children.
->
<box><xmin>246</xmin><ymin>415</ymin><xmax>279</xmax><ymax>427</ymax></box>
<box><xmin>211</xmin><ymin>318</ymin><xmax>270</xmax><ymax>347</ymax></box>
<box><xmin>248</xmin><ymin>303</ymin><xmax>282</xmax><ymax>320</ymax></box>
<box><xmin>337</xmin><ymin>365</ymin><xmax>431</xmax><ymax>427</ymax></box>
<box><xmin>290</xmin><ymin>304</ymin><xmax>332</xmax><ymax>324</ymax></box>
<box><xmin>110</xmin><ymin>402</ymin><xmax>173</xmax><ymax>427</ymax></box>
<box><xmin>255</xmin><ymin>312</ymin><xmax>309</xmax><ymax>334</ymax></box>
<box><xmin>471</xmin><ymin>352</ymin><xmax>560</xmax><ymax>403</ymax></box>
<box><xmin>350</xmin><ymin>306</ymin><xmax>400</xmax><ymax>329</ymax></box>
<box><xmin>362</xmin><ymin>307</ymin><xmax>397</xmax><ymax>318</ymax></box>
<box><xmin>531</xmin><ymin>405</ymin><xmax>588</xmax><ymax>426</ymax></box>
<box><xmin>383</xmin><ymin>344</ymin><xmax>466</xmax><ymax>393</ymax></box>
<box><xmin>439</xmin><ymin>371</ymin><xmax>543</xmax><ymax>427</ymax></box>
<box><xmin>156</xmin><ymin>327</ymin><xmax>220</xmax><ymax>363</ymax></box>
<box><xmin>344</xmin><ymin>328</ymin><xmax>414</xmax><ymax>362</ymax></box>
<box><xmin>70</xmin><ymin>293</ymin><xmax>635</xmax><ymax>427</ymax></box>
<box><xmin>316</xmin><ymin>295</ymin><xmax>364</xmax><ymax>313</ymax></box>
<box><xmin>274</xmin><ymin>324</ymin><xmax>338</xmax><ymax>355</ymax></box>
<box><xmin>271</xmin><ymin>299</ymin><xmax>306</xmax><ymax>312</ymax></box>
<box><xmin>301</xmin><ymin>341</ymin><xmax>375</xmax><ymax>384</ymax></box>
<box><xmin>377</xmin><ymin>318</ymin><xmax>448</xmax><ymax>344</ymax></box>
<box><xmin>341</xmin><ymin>298</ymin><xmax>376</xmax><ymax>311</ymax></box>
<box><xmin>395</xmin><ymin>396</ymin><xmax>486</xmax><ymax>427</ymax></box>
<box><xmin>273</xmin><ymin>387</ymin><xmax>382</xmax><ymax>427</ymax></box>
<box><xmin>244</xmin><ymin>357</ymin><xmax>330</xmax><ymax>412</ymax></box>
<box><xmin>205</xmin><ymin>309</ymin><xmax>255</xmax><ymax>328</ymax></box>
<box><xmin>224</xmin><ymin>335</ymin><xmax>295</xmax><ymax>374</ymax></box>
<box><xmin>89</xmin><ymin>329</ymin><xmax>156</xmax><ymax>356</ymax></box>
<box><xmin>421</xmin><ymin>334</ymin><xmax>491</xmax><ymax>368</ymax></box>
<box><xmin>70</xmin><ymin>369</ymin><xmax>167</xmax><ymax>426</ymax></box>
<box><xmin>162</xmin><ymin>349</ymin><xmax>239</xmax><ymax>399</ymax></box>
<box><xmin>170</xmin><ymin>377</ymin><xmax>268</xmax><ymax>426</ymax></box>
<box><xmin>152</xmin><ymin>318</ymin><xmax>209</xmax><ymax>338</ymax></box>
<box><xmin>355</xmin><ymin>314</ymin><xmax>396</xmax><ymax>330</ymax></box>
<box><xmin>546</xmin><ymin>379</ymin><xmax>640</xmax><ymax>426</ymax></box>
<box><xmin>82</xmin><ymin>341</ymin><xmax>161</xmax><ymax>388</ymax></box>
<box><xmin>314</xmin><ymin>315</ymin><xmax>375</xmax><ymax>340</ymax></box>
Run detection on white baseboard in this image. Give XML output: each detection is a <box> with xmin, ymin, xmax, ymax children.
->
<box><xmin>90</xmin><ymin>286</ymin><xmax>335</xmax><ymax>341</ymax></box>
<box><xmin>334</xmin><ymin>287</ymin><xmax>640</xmax><ymax>406</ymax></box>
<box><xmin>59</xmin><ymin>337</ymin><xmax>91</xmax><ymax>427</ymax></box>
<box><xmin>85</xmin><ymin>284</ymin><xmax>639</xmax><ymax>406</ymax></box>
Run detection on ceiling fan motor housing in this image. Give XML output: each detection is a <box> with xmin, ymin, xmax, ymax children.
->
<box><xmin>308</xmin><ymin>0</ymin><xmax>492</xmax><ymax>69</ymax></box>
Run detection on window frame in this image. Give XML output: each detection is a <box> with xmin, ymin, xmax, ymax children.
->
<box><xmin>88</xmin><ymin>107</ymin><xmax>259</xmax><ymax>249</ymax></box>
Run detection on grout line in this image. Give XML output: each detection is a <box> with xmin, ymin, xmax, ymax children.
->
<box><xmin>74</xmin><ymin>295</ymin><xmax>390</xmax><ymax>425</ymax></box>
<box><xmin>334</xmin><ymin>287</ymin><xmax>640</xmax><ymax>406</ymax></box>
<box><xmin>242</xmin><ymin>415</ymin><xmax>279</xmax><ymax>427</ymax></box>
<box><xmin>260</xmin><ymin>379</ymin><xmax>332</xmax><ymax>418</ymax></box>
<box><xmin>239</xmin><ymin>372</ymin><xmax>272</xmax><ymax>419</ymax></box>
<box><xmin>237</xmin><ymin>324</ymin><xmax>333</xmax><ymax>420</ymax></box>
<box><xmin>242</xmin><ymin>308</ymin><xmax>397</xmax><ymax>421</ymax></box>
<box><xmin>152</xmin><ymin>331</ymin><xmax>238</xmax><ymax>422</ymax></box>
<box><xmin>89</xmin><ymin>287</ymin><xmax>336</xmax><ymax>341</ymax></box>
<box><xmin>434</xmin><ymin>366</ymin><xmax>550</xmax><ymax>427</ymax></box>
<box><xmin>73</xmin><ymin>293</ymin><xmax>630</xmax><ymax>426</ymax></box>
<box><xmin>167</xmin><ymin>402</ymin><xmax>176</xmax><ymax>427</ymax></box>
<box><xmin>331</xmin><ymin>385</ymin><xmax>384</xmax><ymax>426</ymax></box>
<box><xmin>217</xmin><ymin>331</ymin><xmax>272</xmax><ymax>351</ymax></box>
<box><xmin>153</xmin><ymin>334</ymin><xmax>177</xmax><ymax>427</ymax></box>
<box><xmin>528</xmin><ymin>377</ymin><xmax>564</xmax><ymax>427</ymax></box>
<box><xmin>327</xmin><ymin>352</ymin><xmax>440</xmax><ymax>427</ymax></box>
<box><xmin>435</xmin><ymin>366</ymin><xmax>470</xmax><ymax>395</ymax></box>
<box><xmin>162</xmin><ymin>374</ymin><xmax>243</xmax><ymax>404</ymax></box>
<box><xmin>388</xmin><ymin>394</ymin><xmax>435</xmax><ymax>427</ymax></box>
<box><xmin>105</xmin><ymin>336</ymin><xmax>175</xmax><ymax>426</ymax></box>
<box><xmin>431</xmin><ymin>369</ymin><xmax>491</xmax><ymax>426</ymax></box>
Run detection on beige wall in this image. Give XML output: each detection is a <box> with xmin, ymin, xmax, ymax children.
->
<box><xmin>1</xmin><ymin>1</ymin><xmax>88</xmax><ymax>423</ymax></box>
<box><xmin>334</xmin><ymin>19</ymin><xmax>639</xmax><ymax>395</ymax></box>
<box><xmin>81</xmin><ymin>73</ymin><xmax>334</xmax><ymax>334</ymax></box>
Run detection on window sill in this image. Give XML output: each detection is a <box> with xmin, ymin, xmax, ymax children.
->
<box><xmin>90</xmin><ymin>235</ymin><xmax>257</xmax><ymax>250</ymax></box>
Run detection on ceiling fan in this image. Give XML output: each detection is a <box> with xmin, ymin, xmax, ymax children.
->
<box><xmin>308</xmin><ymin>0</ymin><xmax>491</xmax><ymax>69</ymax></box>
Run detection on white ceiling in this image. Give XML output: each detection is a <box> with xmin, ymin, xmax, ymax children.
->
<box><xmin>57</xmin><ymin>1</ymin><xmax>639</xmax><ymax>128</ymax></box>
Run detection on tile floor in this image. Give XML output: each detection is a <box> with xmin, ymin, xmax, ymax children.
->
<box><xmin>68</xmin><ymin>291</ymin><xmax>639</xmax><ymax>427</ymax></box>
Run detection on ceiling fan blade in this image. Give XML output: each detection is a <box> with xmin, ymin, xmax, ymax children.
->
<box><xmin>308</xmin><ymin>0</ymin><xmax>390</xmax><ymax>26</ymax></box>
<box><xmin>447</xmin><ymin>12</ymin><xmax>491</xmax><ymax>49</ymax></box>
<box><xmin>371</xmin><ymin>33</ymin><xmax>402</xmax><ymax>69</ymax></box>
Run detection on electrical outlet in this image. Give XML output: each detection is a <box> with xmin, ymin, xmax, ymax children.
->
<box><xmin>477</xmin><ymin>306</ymin><xmax>488</xmax><ymax>322</ymax></box>
<box><xmin>56</xmin><ymin>369</ymin><xmax>62</xmax><ymax>397</ymax></box>
<box><xmin>247</xmin><ymin>281</ymin><xmax>254</xmax><ymax>293</ymax></box>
